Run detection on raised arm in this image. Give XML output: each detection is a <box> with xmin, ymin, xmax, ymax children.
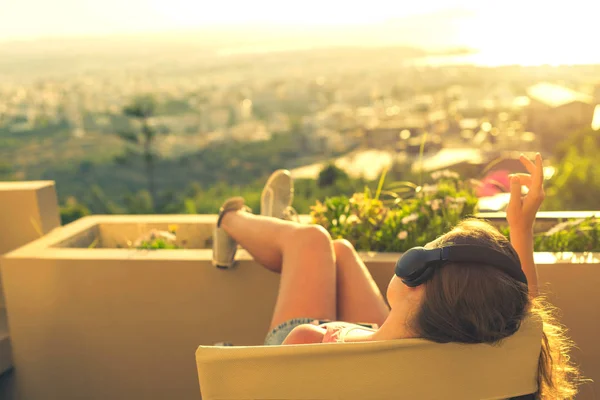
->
<box><xmin>507</xmin><ymin>153</ymin><xmax>545</xmax><ymax>298</ymax></box>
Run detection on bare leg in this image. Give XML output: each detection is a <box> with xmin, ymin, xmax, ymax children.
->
<box><xmin>226</xmin><ymin>212</ymin><xmax>286</xmax><ymax>273</ymax></box>
<box><xmin>221</xmin><ymin>211</ymin><xmax>336</xmax><ymax>329</ymax></box>
<box><xmin>333</xmin><ymin>239</ymin><xmax>390</xmax><ymax>326</ymax></box>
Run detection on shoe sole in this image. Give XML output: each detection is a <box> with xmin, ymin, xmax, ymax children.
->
<box><xmin>212</xmin><ymin>254</ymin><xmax>236</xmax><ymax>269</ymax></box>
<box><xmin>212</xmin><ymin>225</ymin><xmax>237</xmax><ymax>269</ymax></box>
<box><xmin>213</xmin><ymin>263</ymin><xmax>234</xmax><ymax>269</ymax></box>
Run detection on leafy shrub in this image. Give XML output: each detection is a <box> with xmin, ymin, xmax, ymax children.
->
<box><xmin>545</xmin><ymin>128</ymin><xmax>600</xmax><ymax>211</ymax></box>
<box><xmin>310</xmin><ymin>171</ymin><xmax>478</xmax><ymax>252</ymax></box>
<box><xmin>499</xmin><ymin>218</ymin><xmax>600</xmax><ymax>253</ymax></box>
<box><xmin>136</xmin><ymin>238</ymin><xmax>179</xmax><ymax>250</ymax></box>
<box><xmin>317</xmin><ymin>163</ymin><xmax>350</xmax><ymax>188</ymax></box>
<box><xmin>535</xmin><ymin>218</ymin><xmax>600</xmax><ymax>252</ymax></box>
<box><xmin>134</xmin><ymin>225</ymin><xmax>180</xmax><ymax>250</ymax></box>
<box><xmin>311</xmin><ymin>171</ymin><xmax>600</xmax><ymax>253</ymax></box>
<box><xmin>60</xmin><ymin>197</ymin><xmax>91</xmax><ymax>225</ymax></box>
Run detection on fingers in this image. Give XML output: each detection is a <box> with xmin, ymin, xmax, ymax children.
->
<box><xmin>507</xmin><ymin>175</ymin><xmax>522</xmax><ymax>214</ymax></box>
<box><xmin>509</xmin><ymin>173</ymin><xmax>532</xmax><ymax>186</ymax></box>
<box><xmin>519</xmin><ymin>154</ymin><xmax>536</xmax><ymax>175</ymax></box>
<box><xmin>535</xmin><ymin>153</ymin><xmax>544</xmax><ymax>188</ymax></box>
<box><xmin>519</xmin><ymin>153</ymin><xmax>544</xmax><ymax>195</ymax></box>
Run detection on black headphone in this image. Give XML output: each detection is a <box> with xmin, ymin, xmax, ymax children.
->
<box><xmin>395</xmin><ymin>245</ymin><xmax>528</xmax><ymax>287</ymax></box>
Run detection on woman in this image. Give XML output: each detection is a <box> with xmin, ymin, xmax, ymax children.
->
<box><xmin>212</xmin><ymin>153</ymin><xmax>580</xmax><ymax>399</ymax></box>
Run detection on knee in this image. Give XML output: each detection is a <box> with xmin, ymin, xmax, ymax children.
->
<box><xmin>283</xmin><ymin>324</ymin><xmax>326</xmax><ymax>345</ymax></box>
<box><xmin>287</xmin><ymin>224</ymin><xmax>332</xmax><ymax>251</ymax></box>
<box><xmin>333</xmin><ymin>239</ymin><xmax>355</xmax><ymax>260</ymax></box>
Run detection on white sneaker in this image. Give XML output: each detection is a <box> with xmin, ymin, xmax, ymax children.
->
<box><xmin>260</xmin><ymin>170</ymin><xmax>294</xmax><ymax>219</ymax></box>
<box><xmin>212</xmin><ymin>197</ymin><xmax>248</xmax><ymax>269</ymax></box>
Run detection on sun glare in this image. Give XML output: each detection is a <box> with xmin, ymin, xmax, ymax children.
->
<box><xmin>454</xmin><ymin>1</ymin><xmax>599</xmax><ymax>66</ymax></box>
<box><xmin>2</xmin><ymin>0</ymin><xmax>599</xmax><ymax>65</ymax></box>
<box><xmin>144</xmin><ymin>0</ymin><xmax>599</xmax><ymax>66</ymax></box>
<box><xmin>146</xmin><ymin>0</ymin><xmax>436</xmax><ymax>26</ymax></box>
<box><xmin>593</xmin><ymin>106</ymin><xmax>600</xmax><ymax>131</ymax></box>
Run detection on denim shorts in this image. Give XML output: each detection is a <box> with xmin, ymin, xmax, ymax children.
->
<box><xmin>264</xmin><ymin>317</ymin><xmax>316</xmax><ymax>346</ymax></box>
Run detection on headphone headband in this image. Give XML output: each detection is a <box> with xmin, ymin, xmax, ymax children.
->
<box><xmin>395</xmin><ymin>245</ymin><xmax>527</xmax><ymax>288</ymax></box>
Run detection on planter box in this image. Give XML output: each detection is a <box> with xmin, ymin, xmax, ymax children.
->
<box><xmin>2</xmin><ymin>215</ymin><xmax>279</xmax><ymax>400</ymax></box>
<box><xmin>0</xmin><ymin>181</ymin><xmax>61</xmax><ymax>377</ymax></box>
<box><xmin>1</xmin><ymin>214</ymin><xmax>599</xmax><ymax>399</ymax></box>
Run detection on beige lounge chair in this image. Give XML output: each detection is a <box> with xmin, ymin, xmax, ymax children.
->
<box><xmin>196</xmin><ymin>314</ymin><xmax>542</xmax><ymax>400</ymax></box>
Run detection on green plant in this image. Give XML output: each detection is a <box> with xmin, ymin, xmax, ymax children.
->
<box><xmin>311</xmin><ymin>171</ymin><xmax>478</xmax><ymax>252</ymax></box>
<box><xmin>312</xmin><ymin>171</ymin><xmax>600</xmax><ymax>253</ymax></box>
<box><xmin>317</xmin><ymin>162</ymin><xmax>349</xmax><ymax>188</ymax></box>
<box><xmin>544</xmin><ymin>128</ymin><xmax>600</xmax><ymax>211</ymax></box>
<box><xmin>60</xmin><ymin>196</ymin><xmax>91</xmax><ymax>225</ymax></box>
<box><xmin>134</xmin><ymin>225</ymin><xmax>181</xmax><ymax>250</ymax></box>
<box><xmin>498</xmin><ymin>218</ymin><xmax>600</xmax><ymax>252</ymax></box>
<box><xmin>136</xmin><ymin>238</ymin><xmax>180</xmax><ymax>250</ymax></box>
<box><xmin>534</xmin><ymin>218</ymin><xmax>600</xmax><ymax>252</ymax></box>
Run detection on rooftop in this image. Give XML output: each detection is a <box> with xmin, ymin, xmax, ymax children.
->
<box><xmin>411</xmin><ymin>148</ymin><xmax>486</xmax><ymax>172</ymax></box>
<box><xmin>527</xmin><ymin>83</ymin><xmax>594</xmax><ymax>108</ymax></box>
<box><xmin>291</xmin><ymin>149</ymin><xmax>395</xmax><ymax>180</ymax></box>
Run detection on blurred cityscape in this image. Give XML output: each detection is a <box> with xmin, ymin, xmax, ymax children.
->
<box><xmin>1</xmin><ymin>13</ymin><xmax>600</xmax><ymax>221</ymax></box>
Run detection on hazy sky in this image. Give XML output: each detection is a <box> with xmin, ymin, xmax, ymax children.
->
<box><xmin>0</xmin><ymin>0</ymin><xmax>485</xmax><ymax>40</ymax></box>
<box><xmin>1</xmin><ymin>0</ymin><xmax>598</xmax><ymax>65</ymax></box>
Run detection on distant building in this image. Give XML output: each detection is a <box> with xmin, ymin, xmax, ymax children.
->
<box><xmin>237</xmin><ymin>99</ymin><xmax>253</xmax><ymax>121</ymax></box>
<box><xmin>485</xmin><ymin>84</ymin><xmax>518</xmax><ymax>110</ymax></box>
<box><xmin>427</xmin><ymin>109</ymin><xmax>449</xmax><ymax>135</ymax></box>
<box><xmin>207</xmin><ymin>108</ymin><xmax>230</xmax><ymax>130</ymax></box>
<box><xmin>363</xmin><ymin>119</ymin><xmax>425</xmax><ymax>149</ymax></box>
<box><xmin>228</xmin><ymin>121</ymin><xmax>270</xmax><ymax>142</ymax></box>
<box><xmin>267</xmin><ymin>113</ymin><xmax>291</xmax><ymax>133</ymax></box>
<box><xmin>411</xmin><ymin>148</ymin><xmax>487</xmax><ymax>175</ymax></box>
<box><xmin>526</xmin><ymin>83</ymin><xmax>597</xmax><ymax>146</ymax></box>
<box><xmin>290</xmin><ymin>149</ymin><xmax>395</xmax><ymax>181</ymax></box>
<box><xmin>459</xmin><ymin>118</ymin><xmax>480</xmax><ymax>131</ymax></box>
<box><xmin>320</xmin><ymin>104</ymin><xmax>358</xmax><ymax>131</ymax></box>
<box><xmin>313</xmin><ymin>129</ymin><xmax>355</xmax><ymax>154</ymax></box>
<box><xmin>155</xmin><ymin>114</ymin><xmax>200</xmax><ymax>134</ymax></box>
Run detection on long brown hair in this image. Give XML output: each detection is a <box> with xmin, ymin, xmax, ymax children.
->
<box><xmin>413</xmin><ymin>219</ymin><xmax>581</xmax><ymax>399</ymax></box>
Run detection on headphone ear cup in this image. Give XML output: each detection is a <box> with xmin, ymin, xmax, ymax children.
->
<box><xmin>395</xmin><ymin>247</ymin><xmax>427</xmax><ymax>278</ymax></box>
<box><xmin>395</xmin><ymin>247</ymin><xmax>441</xmax><ymax>287</ymax></box>
<box><xmin>402</xmin><ymin>265</ymin><xmax>436</xmax><ymax>287</ymax></box>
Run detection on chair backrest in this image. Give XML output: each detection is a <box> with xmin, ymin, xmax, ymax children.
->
<box><xmin>196</xmin><ymin>314</ymin><xmax>543</xmax><ymax>400</ymax></box>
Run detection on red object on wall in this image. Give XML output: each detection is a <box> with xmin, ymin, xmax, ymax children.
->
<box><xmin>477</xmin><ymin>170</ymin><xmax>511</xmax><ymax>197</ymax></box>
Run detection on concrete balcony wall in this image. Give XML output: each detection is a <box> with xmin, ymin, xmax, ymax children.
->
<box><xmin>0</xmin><ymin>182</ymin><xmax>61</xmax><ymax>256</ymax></box>
<box><xmin>1</xmin><ymin>214</ymin><xmax>598</xmax><ymax>399</ymax></box>
<box><xmin>0</xmin><ymin>181</ymin><xmax>61</xmax><ymax>377</ymax></box>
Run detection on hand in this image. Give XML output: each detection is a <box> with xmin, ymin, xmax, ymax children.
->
<box><xmin>507</xmin><ymin>153</ymin><xmax>545</xmax><ymax>234</ymax></box>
